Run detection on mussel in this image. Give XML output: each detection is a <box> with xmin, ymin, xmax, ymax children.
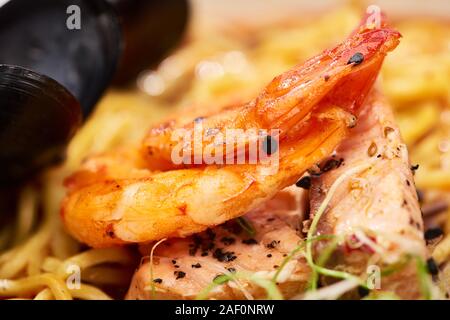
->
<box><xmin>0</xmin><ymin>0</ymin><xmax>189</xmax><ymax>184</ymax></box>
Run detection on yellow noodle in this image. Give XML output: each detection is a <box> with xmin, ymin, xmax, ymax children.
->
<box><xmin>27</xmin><ymin>250</ymin><xmax>46</xmax><ymax>277</ymax></box>
<box><xmin>81</xmin><ymin>266</ymin><xmax>132</xmax><ymax>286</ymax></box>
<box><xmin>34</xmin><ymin>288</ymin><xmax>54</xmax><ymax>300</ymax></box>
<box><xmin>0</xmin><ymin>273</ymin><xmax>72</xmax><ymax>300</ymax></box>
<box><xmin>415</xmin><ymin>169</ymin><xmax>450</xmax><ymax>190</ymax></box>
<box><xmin>0</xmin><ymin>222</ymin><xmax>52</xmax><ymax>278</ymax></box>
<box><xmin>50</xmin><ymin>220</ymin><xmax>80</xmax><ymax>260</ymax></box>
<box><xmin>0</xmin><ymin>227</ymin><xmax>13</xmax><ymax>252</ymax></box>
<box><xmin>69</xmin><ymin>284</ymin><xmax>112</xmax><ymax>300</ymax></box>
<box><xmin>446</xmin><ymin>209</ymin><xmax>450</xmax><ymax>235</ymax></box>
<box><xmin>14</xmin><ymin>186</ymin><xmax>38</xmax><ymax>244</ymax></box>
<box><xmin>41</xmin><ymin>257</ymin><xmax>63</xmax><ymax>273</ymax></box>
<box><xmin>433</xmin><ymin>235</ymin><xmax>450</xmax><ymax>265</ymax></box>
<box><xmin>396</xmin><ymin>103</ymin><xmax>440</xmax><ymax>146</ymax></box>
<box><xmin>56</xmin><ymin>248</ymin><xmax>135</xmax><ymax>279</ymax></box>
<box><xmin>410</xmin><ymin>132</ymin><xmax>442</xmax><ymax>168</ymax></box>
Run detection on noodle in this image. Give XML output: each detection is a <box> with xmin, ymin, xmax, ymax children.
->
<box><xmin>0</xmin><ymin>274</ymin><xmax>72</xmax><ymax>300</ymax></box>
<box><xmin>0</xmin><ymin>3</ymin><xmax>449</xmax><ymax>300</ymax></box>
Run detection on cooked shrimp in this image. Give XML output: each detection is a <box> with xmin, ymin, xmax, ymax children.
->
<box><xmin>62</xmin><ymin>110</ymin><xmax>349</xmax><ymax>248</ymax></box>
<box><xmin>61</xmin><ymin>16</ymin><xmax>400</xmax><ymax>248</ymax></box>
<box><xmin>141</xmin><ymin>14</ymin><xmax>401</xmax><ymax>170</ymax></box>
<box><xmin>308</xmin><ymin>90</ymin><xmax>427</xmax><ymax>299</ymax></box>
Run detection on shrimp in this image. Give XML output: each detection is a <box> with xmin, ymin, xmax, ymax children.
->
<box><xmin>62</xmin><ymin>111</ymin><xmax>349</xmax><ymax>248</ymax></box>
<box><xmin>141</xmin><ymin>14</ymin><xmax>401</xmax><ymax>170</ymax></box>
<box><xmin>61</xmin><ymin>15</ymin><xmax>401</xmax><ymax>248</ymax></box>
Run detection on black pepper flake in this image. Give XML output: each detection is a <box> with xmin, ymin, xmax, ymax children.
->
<box><xmin>227</xmin><ymin>267</ymin><xmax>236</xmax><ymax>274</ymax></box>
<box><xmin>273</xmin><ymin>265</ymin><xmax>279</xmax><ymax>269</ymax></box>
<box><xmin>193</xmin><ymin>235</ymin><xmax>203</xmax><ymax>245</ymax></box>
<box><xmin>266</xmin><ymin>240</ymin><xmax>280</xmax><ymax>249</ymax></box>
<box><xmin>174</xmin><ymin>265</ymin><xmax>180</xmax><ymax>269</ymax></box>
<box><xmin>321</xmin><ymin>158</ymin><xmax>343</xmax><ymax>173</ymax></box>
<box><xmin>189</xmin><ymin>248</ymin><xmax>197</xmax><ymax>256</ymax></box>
<box><xmin>206</xmin><ymin>229</ymin><xmax>216</xmax><ymax>241</ymax></box>
<box><xmin>192</xmin><ymin>263</ymin><xmax>202</xmax><ymax>269</ymax></box>
<box><xmin>171</xmin><ymin>260</ymin><xmax>177</xmax><ymax>265</ymax></box>
<box><xmin>220</xmin><ymin>237</ymin><xmax>236</xmax><ymax>246</ymax></box>
<box><xmin>406</xmin><ymin>180</ymin><xmax>411</xmax><ymax>186</ymax></box>
<box><xmin>324</xmin><ymin>74</ymin><xmax>330</xmax><ymax>82</ymax></box>
<box><xmin>106</xmin><ymin>230</ymin><xmax>115</xmax><ymax>238</ymax></box>
<box><xmin>213</xmin><ymin>248</ymin><xmax>237</xmax><ymax>262</ymax></box>
<box><xmin>222</xmin><ymin>221</ymin><xmax>243</xmax><ymax>235</ymax></box>
<box><xmin>201</xmin><ymin>242</ymin><xmax>215</xmax><ymax>251</ymax></box>
<box><xmin>267</xmin><ymin>218</ymin><xmax>275</xmax><ymax>222</ymax></box>
<box><xmin>153</xmin><ymin>278</ymin><xmax>163</xmax><ymax>284</ymax></box>
<box><xmin>242</xmin><ymin>238</ymin><xmax>258</xmax><ymax>245</ymax></box>
<box><xmin>424</xmin><ymin>228</ymin><xmax>443</xmax><ymax>241</ymax></box>
<box><xmin>267</xmin><ymin>254</ymin><xmax>272</xmax><ymax>258</ymax></box>
<box><xmin>358</xmin><ymin>286</ymin><xmax>369</xmax><ymax>298</ymax></box>
<box><xmin>426</xmin><ymin>258</ymin><xmax>439</xmax><ymax>276</ymax></box>
<box><xmin>105</xmin><ymin>224</ymin><xmax>115</xmax><ymax>238</ymax></box>
<box><xmin>174</xmin><ymin>271</ymin><xmax>186</xmax><ymax>279</ymax></box>
<box><xmin>296</xmin><ymin>176</ymin><xmax>311</xmax><ymax>189</ymax></box>
<box><xmin>411</xmin><ymin>164</ymin><xmax>420</xmax><ymax>172</ymax></box>
<box><xmin>201</xmin><ymin>251</ymin><xmax>209</xmax><ymax>257</ymax></box>
<box><xmin>347</xmin><ymin>52</ymin><xmax>364</xmax><ymax>65</ymax></box>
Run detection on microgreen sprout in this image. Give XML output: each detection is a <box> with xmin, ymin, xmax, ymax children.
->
<box><xmin>305</xmin><ymin>163</ymin><xmax>373</xmax><ymax>290</ymax></box>
<box><xmin>236</xmin><ymin>217</ymin><xmax>256</xmax><ymax>237</ymax></box>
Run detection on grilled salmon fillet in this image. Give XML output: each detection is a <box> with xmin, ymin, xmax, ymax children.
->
<box><xmin>309</xmin><ymin>90</ymin><xmax>427</xmax><ymax>299</ymax></box>
<box><xmin>126</xmin><ymin>187</ymin><xmax>311</xmax><ymax>300</ymax></box>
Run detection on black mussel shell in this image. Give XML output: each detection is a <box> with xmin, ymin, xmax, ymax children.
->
<box><xmin>0</xmin><ymin>65</ymin><xmax>82</xmax><ymax>184</ymax></box>
<box><xmin>107</xmin><ymin>0</ymin><xmax>190</xmax><ymax>85</ymax></box>
<box><xmin>0</xmin><ymin>0</ymin><xmax>122</xmax><ymax>117</ymax></box>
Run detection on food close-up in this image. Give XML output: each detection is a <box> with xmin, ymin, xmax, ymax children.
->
<box><xmin>0</xmin><ymin>0</ymin><xmax>450</xmax><ymax>303</ymax></box>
